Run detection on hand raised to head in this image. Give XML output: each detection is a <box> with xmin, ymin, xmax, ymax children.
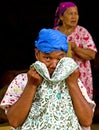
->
<box><xmin>66</xmin><ymin>68</ymin><xmax>80</xmax><ymax>87</ymax></box>
<box><xmin>27</xmin><ymin>67</ymin><xmax>43</xmax><ymax>87</ymax></box>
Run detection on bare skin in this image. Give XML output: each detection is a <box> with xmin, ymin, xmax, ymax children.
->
<box><xmin>7</xmin><ymin>50</ymin><xmax>93</xmax><ymax>128</ymax></box>
<box><xmin>69</xmin><ymin>42</ymin><xmax>96</xmax><ymax>61</ymax></box>
<box><xmin>7</xmin><ymin>67</ymin><xmax>43</xmax><ymax>127</ymax></box>
<box><xmin>66</xmin><ymin>69</ymin><xmax>93</xmax><ymax>126</ymax></box>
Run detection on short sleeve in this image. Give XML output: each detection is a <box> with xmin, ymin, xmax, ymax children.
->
<box><xmin>80</xmin><ymin>27</ymin><xmax>97</xmax><ymax>52</ymax></box>
<box><xmin>0</xmin><ymin>73</ymin><xmax>27</xmax><ymax>113</ymax></box>
<box><xmin>78</xmin><ymin>78</ymin><xmax>96</xmax><ymax>111</ymax></box>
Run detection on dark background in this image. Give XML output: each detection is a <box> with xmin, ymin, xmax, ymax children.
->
<box><xmin>0</xmin><ymin>0</ymin><xmax>99</xmax><ymax>70</ymax></box>
<box><xmin>0</xmin><ymin>0</ymin><xmax>99</xmax><ymax>122</ymax></box>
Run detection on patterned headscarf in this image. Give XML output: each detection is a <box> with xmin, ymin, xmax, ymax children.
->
<box><xmin>35</xmin><ymin>28</ymin><xmax>68</xmax><ymax>53</ymax></box>
<box><xmin>54</xmin><ymin>2</ymin><xmax>76</xmax><ymax>26</ymax></box>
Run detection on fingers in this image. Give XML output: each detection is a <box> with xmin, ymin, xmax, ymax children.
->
<box><xmin>29</xmin><ymin>67</ymin><xmax>38</xmax><ymax>75</ymax></box>
<box><xmin>27</xmin><ymin>67</ymin><xmax>43</xmax><ymax>87</ymax></box>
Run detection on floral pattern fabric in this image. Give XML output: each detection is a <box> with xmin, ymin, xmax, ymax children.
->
<box><xmin>0</xmin><ymin>57</ymin><xmax>95</xmax><ymax>130</ymax></box>
<box><xmin>54</xmin><ymin>25</ymin><xmax>97</xmax><ymax>99</ymax></box>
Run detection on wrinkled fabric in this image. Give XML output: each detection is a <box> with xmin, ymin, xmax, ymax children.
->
<box><xmin>0</xmin><ymin>57</ymin><xmax>96</xmax><ymax>130</ymax></box>
<box><xmin>12</xmin><ymin>57</ymin><xmax>83</xmax><ymax>130</ymax></box>
<box><xmin>0</xmin><ymin>57</ymin><xmax>95</xmax><ymax>130</ymax></box>
<box><xmin>54</xmin><ymin>2</ymin><xmax>76</xmax><ymax>26</ymax></box>
<box><xmin>35</xmin><ymin>28</ymin><xmax>68</xmax><ymax>53</ymax></box>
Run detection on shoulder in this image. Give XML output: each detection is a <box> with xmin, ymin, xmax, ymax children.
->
<box><xmin>76</xmin><ymin>25</ymin><xmax>89</xmax><ymax>32</ymax></box>
<box><xmin>0</xmin><ymin>73</ymin><xmax>28</xmax><ymax>111</ymax></box>
<box><xmin>14</xmin><ymin>73</ymin><xmax>27</xmax><ymax>80</ymax></box>
<box><xmin>10</xmin><ymin>73</ymin><xmax>28</xmax><ymax>88</ymax></box>
<box><xmin>75</xmin><ymin>25</ymin><xmax>93</xmax><ymax>38</ymax></box>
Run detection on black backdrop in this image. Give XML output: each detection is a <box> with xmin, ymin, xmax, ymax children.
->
<box><xmin>0</xmin><ymin>0</ymin><xmax>99</xmax><ymax>123</ymax></box>
<box><xmin>0</xmin><ymin>0</ymin><xmax>99</xmax><ymax>70</ymax></box>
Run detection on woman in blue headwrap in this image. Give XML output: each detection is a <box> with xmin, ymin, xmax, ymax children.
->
<box><xmin>53</xmin><ymin>1</ymin><xmax>97</xmax><ymax>100</ymax></box>
<box><xmin>0</xmin><ymin>28</ymin><xmax>95</xmax><ymax>130</ymax></box>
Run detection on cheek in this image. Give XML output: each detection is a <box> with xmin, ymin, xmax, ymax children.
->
<box><xmin>39</xmin><ymin>59</ymin><xmax>50</xmax><ymax>68</ymax></box>
<box><xmin>43</xmin><ymin>61</ymin><xmax>50</xmax><ymax>68</ymax></box>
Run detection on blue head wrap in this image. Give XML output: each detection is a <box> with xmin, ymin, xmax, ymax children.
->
<box><xmin>35</xmin><ymin>28</ymin><xmax>68</xmax><ymax>53</ymax></box>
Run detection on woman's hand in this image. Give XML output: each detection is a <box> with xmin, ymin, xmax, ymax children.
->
<box><xmin>66</xmin><ymin>68</ymin><xmax>80</xmax><ymax>87</ymax></box>
<box><xmin>27</xmin><ymin>67</ymin><xmax>43</xmax><ymax>87</ymax></box>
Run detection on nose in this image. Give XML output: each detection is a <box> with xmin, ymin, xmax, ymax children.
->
<box><xmin>50</xmin><ymin>60</ymin><xmax>58</xmax><ymax>68</ymax></box>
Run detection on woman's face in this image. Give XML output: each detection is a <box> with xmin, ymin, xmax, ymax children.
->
<box><xmin>35</xmin><ymin>49</ymin><xmax>67</xmax><ymax>76</ymax></box>
<box><xmin>60</xmin><ymin>6</ymin><xmax>79</xmax><ymax>27</ymax></box>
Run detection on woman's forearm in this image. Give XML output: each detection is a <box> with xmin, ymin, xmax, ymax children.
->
<box><xmin>68</xmin><ymin>82</ymin><xmax>93</xmax><ymax>126</ymax></box>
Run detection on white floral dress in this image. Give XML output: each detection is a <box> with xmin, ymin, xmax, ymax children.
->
<box><xmin>0</xmin><ymin>57</ymin><xmax>95</xmax><ymax>130</ymax></box>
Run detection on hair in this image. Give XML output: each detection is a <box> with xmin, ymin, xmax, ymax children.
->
<box><xmin>54</xmin><ymin>2</ymin><xmax>76</xmax><ymax>26</ymax></box>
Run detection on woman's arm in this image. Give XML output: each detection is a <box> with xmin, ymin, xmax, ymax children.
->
<box><xmin>7</xmin><ymin>68</ymin><xmax>43</xmax><ymax>128</ymax></box>
<box><xmin>66</xmin><ymin>69</ymin><xmax>94</xmax><ymax>127</ymax></box>
<box><xmin>73</xmin><ymin>46</ymin><xmax>96</xmax><ymax>60</ymax></box>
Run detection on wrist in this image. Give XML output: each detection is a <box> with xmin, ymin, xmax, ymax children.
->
<box><xmin>73</xmin><ymin>45</ymin><xmax>77</xmax><ymax>51</ymax></box>
<box><xmin>26</xmin><ymin>83</ymin><xmax>38</xmax><ymax>90</ymax></box>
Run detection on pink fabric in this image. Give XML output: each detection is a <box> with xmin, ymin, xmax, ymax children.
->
<box><xmin>0</xmin><ymin>73</ymin><xmax>27</xmax><ymax>112</ymax></box>
<box><xmin>54</xmin><ymin>2</ymin><xmax>76</xmax><ymax>26</ymax></box>
<box><xmin>54</xmin><ymin>25</ymin><xmax>97</xmax><ymax>99</ymax></box>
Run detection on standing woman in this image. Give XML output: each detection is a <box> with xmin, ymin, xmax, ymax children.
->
<box><xmin>53</xmin><ymin>1</ymin><xmax>97</xmax><ymax>100</ymax></box>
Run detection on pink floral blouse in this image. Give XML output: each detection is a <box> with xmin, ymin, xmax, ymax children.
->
<box><xmin>54</xmin><ymin>25</ymin><xmax>97</xmax><ymax>99</ymax></box>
